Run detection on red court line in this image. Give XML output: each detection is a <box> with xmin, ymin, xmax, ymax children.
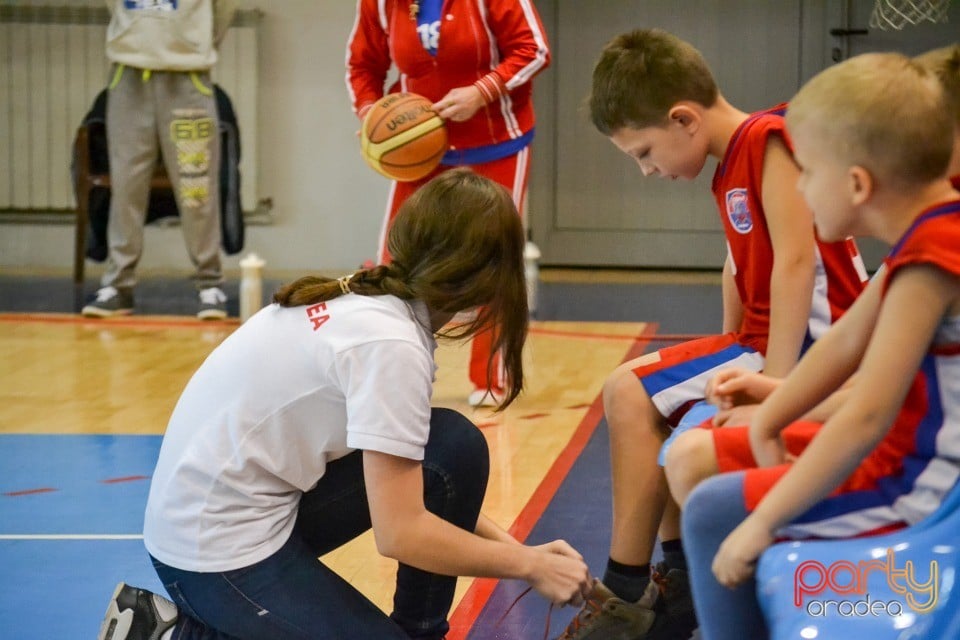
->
<box><xmin>5</xmin><ymin>474</ymin><xmax>152</xmax><ymax>497</ymax></box>
<box><xmin>101</xmin><ymin>476</ymin><xmax>150</xmax><ymax>484</ymax></box>
<box><xmin>446</xmin><ymin>323</ymin><xmax>659</xmax><ymax>639</ymax></box>
<box><xmin>0</xmin><ymin>313</ymin><xmax>238</xmax><ymax>330</ymax></box>
<box><xmin>0</xmin><ymin>313</ymin><xmax>706</xmax><ymax>344</ymax></box>
<box><xmin>529</xmin><ymin>327</ymin><xmax>705</xmax><ymax>342</ymax></box>
<box><xmin>528</xmin><ymin>326</ymin><xmax>645</xmax><ymax>341</ymax></box>
<box><xmin>3</xmin><ymin>487</ymin><xmax>57</xmax><ymax>497</ymax></box>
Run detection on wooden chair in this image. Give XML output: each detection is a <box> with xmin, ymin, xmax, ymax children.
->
<box><xmin>72</xmin><ymin>122</ymin><xmax>173</xmax><ymax>285</ymax></box>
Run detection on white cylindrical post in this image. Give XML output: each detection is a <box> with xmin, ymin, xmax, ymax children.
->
<box><xmin>239</xmin><ymin>253</ymin><xmax>266</xmax><ymax>323</ymax></box>
<box><xmin>524</xmin><ymin>240</ymin><xmax>541</xmax><ymax>318</ymax></box>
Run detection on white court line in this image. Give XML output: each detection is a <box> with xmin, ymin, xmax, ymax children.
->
<box><xmin>0</xmin><ymin>534</ymin><xmax>143</xmax><ymax>540</ymax></box>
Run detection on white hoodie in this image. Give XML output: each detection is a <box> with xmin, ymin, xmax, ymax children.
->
<box><xmin>105</xmin><ymin>0</ymin><xmax>237</xmax><ymax>71</ymax></box>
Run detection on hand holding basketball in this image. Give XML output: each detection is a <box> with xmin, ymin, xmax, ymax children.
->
<box><xmin>360</xmin><ymin>93</ymin><xmax>448</xmax><ymax>182</ymax></box>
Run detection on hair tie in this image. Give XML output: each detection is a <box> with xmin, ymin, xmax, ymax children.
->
<box><xmin>338</xmin><ymin>276</ymin><xmax>351</xmax><ymax>294</ymax></box>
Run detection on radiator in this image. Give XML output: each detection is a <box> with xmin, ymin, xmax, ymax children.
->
<box><xmin>0</xmin><ymin>3</ymin><xmax>261</xmax><ymax>214</ymax></box>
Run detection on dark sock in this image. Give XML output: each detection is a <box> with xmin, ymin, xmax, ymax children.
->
<box><xmin>661</xmin><ymin>538</ymin><xmax>687</xmax><ymax>572</ymax></box>
<box><xmin>602</xmin><ymin>558</ymin><xmax>651</xmax><ymax>603</ymax></box>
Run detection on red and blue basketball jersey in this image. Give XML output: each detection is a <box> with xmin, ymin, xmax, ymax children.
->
<box><xmin>779</xmin><ymin>199</ymin><xmax>960</xmax><ymax>538</ymax></box>
<box><xmin>712</xmin><ymin>105</ymin><xmax>868</xmax><ymax>354</ymax></box>
<box><xmin>635</xmin><ymin>106</ymin><xmax>868</xmax><ymax>421</ymax></box>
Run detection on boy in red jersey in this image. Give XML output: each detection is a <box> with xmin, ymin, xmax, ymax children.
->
<box><xmin>687</xmin><ymin>44</ymin><xmax>960</xmax><ymax>436</ymax></box>
<box><xmin>665</xmin><ymin>51</ymin><xmax>960</xmax><ymax>640</ymax></box>
<box><xmin>556</xmin><ymin>29</ymin><xmax>867</xmax><ymax>640</ymax></box>
<box><xmin>674</xmin><ymin>46</ymin><xmax>960</xmax><ymax>495</ymax></box>
<box><xmin>689</xmin><ymin>42</ymin><xmax>960</xmax><ymax>431</ymax></box>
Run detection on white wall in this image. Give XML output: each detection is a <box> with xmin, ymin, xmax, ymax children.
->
<box><xmin>0</xmin><ymin>1</ymin><xmax>390</xmax><ymax>277</ymax></box>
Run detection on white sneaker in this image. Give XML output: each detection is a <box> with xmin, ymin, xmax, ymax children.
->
<box><xmin>468</xmin><ymin>387</ymin><xmax>504</xmax><ymax>407</ymax></box>
<box><xmin>82</xmin><ymin>286</ymin><xmax>134</xmax><ymax>318</ymax></box>
<box><xmin>197</xmin><ymin>287</ymin><xmax>227</xmax><ymax>320</ymax></box>
<box><xmin>97</xmin><ymin>582</ymin><xmax>177</xmax><ymax>640</ymax></box>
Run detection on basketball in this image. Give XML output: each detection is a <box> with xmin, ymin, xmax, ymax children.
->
<box><xmin>360</xmin><ymin>93</ymin><xmax>448</xmax><ymax>182</ymax></box>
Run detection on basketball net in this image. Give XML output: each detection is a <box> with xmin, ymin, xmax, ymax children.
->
<box><xmin>869</xmin><ymin>0</ymin><xmax>950</xmax><ymax>30</ymax></box>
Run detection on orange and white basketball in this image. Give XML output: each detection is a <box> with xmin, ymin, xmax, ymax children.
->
<box><xmin>360</xmin><ymin>93</ymin><xmax>448</xmax><ymax>182</ymax></box>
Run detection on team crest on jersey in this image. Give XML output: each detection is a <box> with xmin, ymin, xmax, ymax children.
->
<box><xmin>726</xmin><ymin>188</ymin><xmax>753</xmax><ymax>234</ymax></box>
<box><xmin>124</xmin><ymin>0</ymin><xmax>177</xmax><ymax>10</ymax></box>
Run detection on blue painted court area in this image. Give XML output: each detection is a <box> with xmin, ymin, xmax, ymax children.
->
<box><xmin>467</xmin><ymin>419</ymin><xmax>616</xmax><ymax>639</ymax></box>
<box><xmin>0</xmin><ymin>426</ymin><xmax>682</xmax><ymax>639</ymax></box>
<box><xmin>467</xmin><ymin>412</ymin><xmax>706</xmax><ymax>640</ymax></box>
<box><xmin>0</xmin><ymin>435</ymin><xmax>164</xmax><ymax>639</ymax></box>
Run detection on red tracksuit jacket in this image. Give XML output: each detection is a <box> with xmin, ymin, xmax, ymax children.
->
<box><xmin>346</xmin><ymin>0</ymin><xmax>550</xmax><ymax>155</ymax></box>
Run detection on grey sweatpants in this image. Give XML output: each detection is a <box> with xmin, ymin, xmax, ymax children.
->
<box><xmin>103</xmin><ymin>65</ymin><xmax>223</xmax><ymax>291</ymax></box>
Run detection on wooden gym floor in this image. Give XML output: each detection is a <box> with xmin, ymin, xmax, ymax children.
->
<box><xmin>0</xmin><ymin>269</ymin><xmax>720</xmax><ymax>639</ymax></box>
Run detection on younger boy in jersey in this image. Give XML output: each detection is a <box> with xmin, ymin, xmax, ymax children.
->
<box><xmin>666</xmin><ymin>51</ymin><xmax>960</xmax><ymax>640</ymax></box>
<box><xmin>556</xmin><ymin>29</ymin><xmax>866</xmax><ymax>640</ymax></box>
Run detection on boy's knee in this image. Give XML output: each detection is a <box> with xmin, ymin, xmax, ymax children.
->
<box><xmin>603</xmin><ymin>363</ymin><xmax>639</xmax><ymax>403</ymax></box>
<box><xmin>602</xmin><ymin>364</ymin><xmax>658</xmax><ymax>431</ymax></box>
<box><xmin>665</xmin><ymin>429</ymin><xmax>716</xmax><ymax>507</ymax></box>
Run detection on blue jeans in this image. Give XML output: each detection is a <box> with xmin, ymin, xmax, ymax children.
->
<box><xmin>152</xmin><ymin>408</ymin><xmax>489</xmax><ymax>640</ymax></box>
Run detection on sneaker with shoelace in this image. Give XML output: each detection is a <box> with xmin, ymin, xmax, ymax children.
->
<box><xmin>554</xmin><ymin>578</ymin><xmax>658</xmax><ymax>640</ymax></box>
<box><xmin>97</xmin><ymin>582</ymin><xmax>178</xmax><ymax>640</ymax></box>
<box><xmin>650</xmin><ymin>562</ymin><xmax>698</xmax><ymax>639</ymax></box>
<box><xmin>197</xmin><ymin>286</ymin><xmax>228</xmax><ymax>320</ymax></box>
<box><xmin>82</xmin><ymin>286</ymin><xmax>134</xmax><ymax>318</ymax></box>
<box><xmin>554</xmin><ymin>567</ymin><xmax>697</xmax><ymax>640</ymax></box>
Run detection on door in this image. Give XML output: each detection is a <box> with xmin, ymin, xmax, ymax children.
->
<box><xmin>528</xmin><ymin>0</ymin><xmax>958</xmax><ymax>269</ymax></box>
<box><xmin>528</xmin><ymin>0</ymin><xmax>809</xmax><ymax>268</ymax></box>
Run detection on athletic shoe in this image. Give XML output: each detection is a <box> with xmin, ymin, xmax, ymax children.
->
<box><xmin>554</xmin><ymin>579</ymin><xmax>658</xmax><ymax>640</ymax></box>
<box><xmin>650</xmin><ymin>563</ymin><xmax>698</xmax><ymax>640</ymax></box>
<box><xmin>197</xmin><ymin>287</ymin><xmax>227</xmax><ymax>320</ymax></box>
<box><xmin>97</xmin><ymin>582</ymin><xmax>178</xmax><ymax>640</ymax></box>
<box><xmin>82</xmin><ymin>286</ymin><xmax>134</xmax><ymax>318</ymax></box>
<box><xmin>468</xmin><ymin>387</ymin><xmax>504</xmax><ymax>407</ymax></box>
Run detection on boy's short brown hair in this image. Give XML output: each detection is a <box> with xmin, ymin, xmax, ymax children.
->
<box><xmin>914</xmin><ymin>43</ymin><xmax>960</xmax><ymax>127</ymax></box>
<box><xmin>787</xmin><ymin>52</ymin><xmax>952</xmax><ymax>187</ymax></box>
<box><xmin>589</xmin><ymin>28</ymin><xmax>718</xmax><ymax>135</ymax></box>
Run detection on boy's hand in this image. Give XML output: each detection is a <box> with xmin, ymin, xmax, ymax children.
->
<box><xmin>706</xmin><ymin>368</ymin><xmax>780</xmax><ymax>412</ymax></box>
<box><xmin>712</xmin><ymin>516</ymin><xmax>774</xmax><ymax>588</ymax></box>
<box><xmin>749</xmin><ymin>420</ymin><xmax>788</xmax><ymax>467</ymax></box>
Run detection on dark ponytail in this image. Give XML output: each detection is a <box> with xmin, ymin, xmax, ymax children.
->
<box><xmin>273</xmin><ymin>265</ymin><xmax>414</xmax><ymax>307</ymax></box>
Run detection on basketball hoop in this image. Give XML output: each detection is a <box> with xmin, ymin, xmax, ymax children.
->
<box><xmin>869</xmin><ymin>0</ymin><xmax>950</xmax><ymax>30</ymax></box>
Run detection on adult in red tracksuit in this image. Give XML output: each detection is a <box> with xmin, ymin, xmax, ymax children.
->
<box><xmin>346</xmin><ymin>0</ymin><xmax>550</xmax><ymax>406</ymax></box>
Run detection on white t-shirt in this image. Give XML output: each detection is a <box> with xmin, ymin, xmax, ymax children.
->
<box><xmin>144</xmin><ymin>294</ymin><xmax>437</xmax><ymax>572</ymax></box>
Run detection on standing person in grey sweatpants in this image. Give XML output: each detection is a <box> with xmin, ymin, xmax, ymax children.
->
<box><xmin>83</xmin><ymin>0</ymin><xmax>237</xmax><ymax>320</ymax></box>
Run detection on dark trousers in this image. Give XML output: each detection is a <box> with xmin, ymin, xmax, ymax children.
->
<box><xmin>153</xmin><ymin>408</ymin><xmax>489</xmax><ymax>639</ymax></box>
